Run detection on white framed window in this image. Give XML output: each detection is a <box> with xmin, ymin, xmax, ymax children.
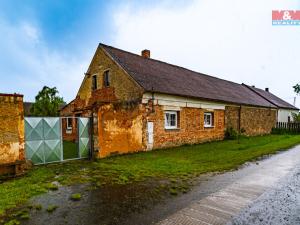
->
<box><xmin>67</xmin><ymin>117</ymin><xmax>73</xmax><ymax>130</ymax></box>
<box><xmin>165</xmin><ymin>111</ymin><xmax>178</xmax><ymax>129</ymax></box>
<box><xmin>204</xmin><ymin>112</ymin><xmax>214</xmax><ymax>128</ymax></box>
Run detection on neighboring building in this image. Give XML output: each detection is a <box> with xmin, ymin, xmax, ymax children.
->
<box><xmin>243</xmin><ymin>85</ymin><xmax>299</xmax><ymax>122</ymax></box>
<box><xmin>60</xmin><ymin>43</ymin><xmax>297</xmax><ymax>158</ymax></box>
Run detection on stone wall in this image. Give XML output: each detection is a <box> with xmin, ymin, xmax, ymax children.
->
<box><xmin>0</xmin><ymin>94</ymin><xmax>25</xmax><ymax>165</ymax></box>
<box><xmin>225</xmin><ymin>106</ymin><xmax>277</xmax><ymax>136</ymax></box>
<box><xmin>146</xmin><ymin>105</ymin><xmax>225</xmax><ymax>149</ymax></box>
<box><xmin>76</xmin><ymin>47</ymin><xmax>143</xmax><ymax>108</ymax></box>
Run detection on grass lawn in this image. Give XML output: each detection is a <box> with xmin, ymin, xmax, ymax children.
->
<box><xmin>1</xmin><ymin>135</ymin><xmax>300</xmax><ymax>217</ymax></box>
<box><xmin>63</xmin><ymin>141</ymin><xmax>78</xmax><ymax>160</ymax></box>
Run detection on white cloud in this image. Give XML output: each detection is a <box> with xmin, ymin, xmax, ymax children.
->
<box><xmin>0</xmin><ymin>18</ymin><xmax>87</xmax><ymax>102</ymax></box>
<box><xmin>112</xmin><ymin>0</ymin><xmax>300</xmax><ymax>107</ymax></box>
<box><xmin>21</xmin><ymin>22</ymin><xmax>40</xmax><ymax>42</ymax></box>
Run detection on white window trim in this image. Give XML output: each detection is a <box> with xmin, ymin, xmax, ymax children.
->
<box><xmin>204</xmin><ymin>112</ymin><xmax>214</xmax><ymax>128</ymax></box>
<box><xmin>164</xmin><ymin>111</ymin><xmax>178</xmax><ymax>129</ymax></box>
<box><xmin>66</xmin><ymin>118</ymin><xmax>72</xmax><ymax>130</ymax></box>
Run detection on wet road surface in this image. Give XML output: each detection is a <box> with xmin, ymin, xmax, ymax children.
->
<box><xmin>156</xmin><ymin>145</ymin><xmax>300</xmax><ymax>225</ymax></box>
<box><xmin>18</xmin><ymin>145</ymin><xmax>300</xmax><ymax>225</ymax></box>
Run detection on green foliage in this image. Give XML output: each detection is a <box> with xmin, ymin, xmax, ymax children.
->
<box><xmin>45</xmin><ymin>183</ymin><xmax>58</xmax><ymax>191</ymax></box>
<box><xmin>225</xmin><ymin>127</ymin><xmax>238</xmax><ymax>140</ymax></box>
<box><xmin>30</xmin><ymin>86</ymin><xmax>64</xmax><ymax>116</ymax></box>
<box><xmin>292</xmin><ymin>112</ymin><xmax>300</xmax><ymax>122</ymax></box>
<box><xmin>4</xmin><ymin>219</ymin><xmax>20</xmax><ymax>225</ymax></box>
<box><xmin>294</xmin><ymin>83</ymin><xmax>300</xmax><ymax>94</ymax></box>
<box><xmin>1</xmin><ymin>135</ymin><xmax>300</xmax><ymax>217</ymax></box>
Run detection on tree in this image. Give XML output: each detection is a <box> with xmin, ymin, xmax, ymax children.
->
<box><xmin>30</xmin><ymin>86</ymin><xmax>65</xmax><ymax>116</ymax></box>
<box><xmin>293</xmin><ymin>84</ymin><xmax>300</xmax><ymax>94</ymax></box>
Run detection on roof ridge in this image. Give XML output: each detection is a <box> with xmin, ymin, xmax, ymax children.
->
<box><xmin>99</xmin><ymin>43</ymin><xmax>245</xmax><ymax>87</ymax></box>
<box><xmin>243</xmin><ymin>83</ymin><xmax>298</xmax><ymax>110</ymax></box>
<box><xmin>242</xmin><ymin>84</ymin><xmax>279</xmax><ymax>107</ymax></box>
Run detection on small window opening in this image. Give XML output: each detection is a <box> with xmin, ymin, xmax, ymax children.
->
<box><xmin>103</xmin><ymin>70</ymin><xmax>110</xmax><ymax>87</ymax></box>
<box><xmin>92</xmin><ymin>75</ymin><xmax>97</xmax><ymax>90</ymax></box>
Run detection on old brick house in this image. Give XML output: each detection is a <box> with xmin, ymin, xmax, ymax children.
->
<box><xmin>60</xmin><ymin>43</ymin><xmax>298</xmax><ymax>158</ymax></box>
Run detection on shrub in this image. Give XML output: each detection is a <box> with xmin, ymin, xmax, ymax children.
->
<box><xmin>225</xmin><ymin>127</ymin><xmax>238</xmax><ymax>140</ymax></box>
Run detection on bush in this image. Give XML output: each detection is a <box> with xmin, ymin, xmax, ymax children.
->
<box><xmin>225</xmin><ymin>127</ymin><xmax>238</xmax><ymax>140</ymax></box>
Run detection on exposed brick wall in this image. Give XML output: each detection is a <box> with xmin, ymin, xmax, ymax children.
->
<box><xmin>95</xmin><ymin>102</ymin><xmax>225</xmax><ymax>158</ymax></box>
<box><xmin>225</xmin><ymin>106</ymin><xmax>277</xmax><ymax>136</ymax></box>
<box><xmin>145</xmin><ymin>105</ymin><xmax>225</xmax><ymax>149</ymax></box>
<box><xmin>0</xmin><ymin>94</ymin><xmax>24</xmax><ymax>164</ymax></box>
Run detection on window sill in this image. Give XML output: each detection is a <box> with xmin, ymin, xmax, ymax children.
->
<box><xmin>66</xmin><ymin>129</ymin><xmax>72</xmax><ymax>134</ymax></box>
<box><xmin>165</xmin><ymin>127</ymin><xmax>180</xmax><ymax>131</ymax></box>
<box><xmin>204</xmin><ymin>126</ymin><xmax>214</xmax><ymax>129</ymax></box>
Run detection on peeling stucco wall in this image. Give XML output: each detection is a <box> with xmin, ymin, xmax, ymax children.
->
<box><xmin>97</xmin><ymin>104</ymin><xmax>144</xmax><ymax>158</ymax></box>
<box><xmin>0</xmin><ymin>94</ymin><xmax>24</xmax><ymax>164</ymax></box>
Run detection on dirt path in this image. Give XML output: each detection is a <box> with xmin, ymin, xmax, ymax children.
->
<box><xmin>11</xmin><ymin>145</ymin><xmax>300</xmax><ymax>225</ymax></box>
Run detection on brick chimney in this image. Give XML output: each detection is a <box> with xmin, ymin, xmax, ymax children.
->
<box><xmin>141</xmin><ymin>49</ymin><xmax>150</xmax><ymax>58</ymax></box>
<box><xmin>265</xmin><ymin>88</ymin><xmax>269</xmax><ymax>92</ymax></box>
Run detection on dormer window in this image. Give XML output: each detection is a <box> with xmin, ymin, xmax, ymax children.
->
<box><xmin>92</xmin><ymin>74</ymin><xmax>97</xmax><ymax>90</ymax></box>
<box><xmin>103</xmin><ymin>70</ymin><xmax>110</xmax><ymax>87</ymax></box>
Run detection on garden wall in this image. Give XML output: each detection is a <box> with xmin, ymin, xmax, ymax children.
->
<box><xmin>0</xmin><ymin>93</ymin><xmax>25</xmax><ymax>175</ymax></box>
<box><xmin>225</xmin><ymin>105</ymin><xmax>277</xmax><ymax>136</ymax></box>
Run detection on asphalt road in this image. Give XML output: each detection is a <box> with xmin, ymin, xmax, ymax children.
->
<box><xmin>157</xmin><ymin>145</ymin><xmax>300</xmax><ymax>225</ymax></box>
<box><xmin>228</xmin><ymin>157</ymin><xmax>300</xmax><ymax>225</ymax></box>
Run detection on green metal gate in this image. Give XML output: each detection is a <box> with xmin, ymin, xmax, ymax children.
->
<box><xmin>78</xmin><ymin>117</ymin><xmax>90</xmax><ymax>158</ymax></box>
<box><xmin>25</xmin><ymin>117</ymin><xmax>90</xmax><ymax>165</ymax></box>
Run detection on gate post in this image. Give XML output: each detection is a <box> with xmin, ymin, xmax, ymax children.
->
<box><xmin>91</xmin><ymin>111</ymin><xmax>99</xmax><ymax>160</ymax></box>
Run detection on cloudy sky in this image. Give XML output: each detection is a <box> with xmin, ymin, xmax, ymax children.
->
<box><xmin>0</xmin><ymin>0</ymin><xmax>300</xmax><ymax>107</ymax></box>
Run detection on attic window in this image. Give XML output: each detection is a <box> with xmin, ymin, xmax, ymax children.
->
<box><xmin>103</xmin><ymin>70</ymin><xmax>110</xmax><ymax>87</ymax></box>
<box><xmin>92</xmin><ymin>75</ymin><xmax>97</xmax><ymax>90</ymax></box>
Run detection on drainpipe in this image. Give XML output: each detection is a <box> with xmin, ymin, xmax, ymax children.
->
<box><xmin>151</xmin><ymin>87</ymin><xmax>155</xmax><ymax>113</ymax></box>
<box><xmin>238</xmin><ymin>105</ymin><xmax>242</xmax><ymax>143</ymax></box>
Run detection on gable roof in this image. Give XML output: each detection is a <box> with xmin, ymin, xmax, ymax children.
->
<box><xmin>243</xmin><ymin>84</ymin><xmax>298</xmax><ymax>110</ymax></box>
<box><xmin>100</xmin><ymin>43</ymin><xmax>293</xmax><ymax>109</ymax></box>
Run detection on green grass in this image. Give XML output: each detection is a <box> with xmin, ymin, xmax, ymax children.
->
<box><xmin>70</xmin><ymin>193</ymin><xmax>82</xmax><ymax>201</ymax></box>
<box><xmin>46</xmin><ymin>205</ymin><xmax>58</xmax><ymax>213</ymax></box>
<box><xmin>1</xmin><ymin>135</ymin><xmax>300</xmax><ymax>217</ymax></box>
<box><xmin>63</xmin><ymin>141</ymin><xmax>78</xmax><ymax>160</ymax></box>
